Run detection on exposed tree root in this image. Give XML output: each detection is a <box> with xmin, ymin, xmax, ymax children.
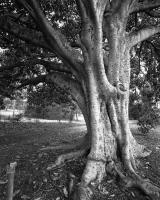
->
<box><xmin>126</xmin><ymin>178</ymin><xmax>160</xmax><ymax>198</ymax></box>
<box><xmin>70</xmin><ymin>185</ymin><xmax>93</xmax><ymax>200</ymax></box>
<box><xmin>113</xmin><ymin>161</ymin><xmax>160</xmax><ymax>199</ymax></box>
<box><xmin>70</xmin><ymin>159</ymin><xmax>107</xmax><ymax>200</ymax></box>
<box><xmin>47</xmin><ymin>148</ymin><xmax>89</xmax><ymax>170</ymax></box>
<box><xmin>40</xmin><ymin>143</ymin><xmax>80</xmax><ymax>151</ymax></box>
<box><xmin>69</xmin><ymin>157</ymin><xmax>160</xmax><ymax>200</ymax></box>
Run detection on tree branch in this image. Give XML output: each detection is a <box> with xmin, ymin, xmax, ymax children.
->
<box><xmin>17</xmin><ymin>0</ymin><xmax>83</xmax><ymax>72</ymax></box>
<box><xmin>0</xmin><ymin>58</ymin><xmax>72</xmax><ymax>74</ymax></box>
<box><xmin>128</xmin><ymin>26</ymin><xmax>160</xmax><ymax>47</ymax></box>
<box><xmin>146</xmin><ymin>40</ymin><xmax>160</xmax><ymax>59</ymax></box>
<box><xmin>0</xmin><ymin>12</ymin><xmax>84</xmax><ymax>77</ymax></box>
<box><xmin>15</xmin><ymin>0</ymin><xmax>37</xmax><ymax>20</ymax></box>
<box><xmin>130</xmin><ymin>0</ymin><xmax>160</xmax><ymax>14</ymax></box>
<box><xmin>75</xmin><ymin>0</ymin><xmax>87</xmax><ymax>21</ymax></box>
<box><xmin>46</xmin><ymin>73</ymin><xmax>81</xmax><ymax>96</ymax></box>
<box><xmin>46</xmin><ymin>73</ymin><xmax>86</xmax><ymax>115</ymax></box>
<box><xmin>16</xmin><ymin>75</ymin><xmax>47</xmax><ymax>89</ymax></box>
<box><xmin>138</xmin><ymin>41</ymin><xmax>144</xmax><ymax>73</ymax></box>
<box><xmin>16</xmin><ymin>72</ymin><xmax>82</xmax><ymax>100</ymax></box>
<box><xmin>145</xmin><ymin>9</ymin><xmax>160</xmax><ymax>18</ymax></box>
<box><xmin>0</xmin><ymin>16</ymin><xmax>51</xmax><ymax>51</ymax></box>
<box><xmin>17</xmin><ymin>72</ymin><xmax>86</xmax><ymax>115</ymax></box>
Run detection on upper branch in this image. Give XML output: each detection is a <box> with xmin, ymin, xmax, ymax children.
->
<box><xmin>0</xmin><ymin>16</ymin><xmax>51</xmax><ymax>50</ymax></box>
<box><xmin>17</xmin><ymin>74</ymin><xmax>47</xmax><ymax>89</ymax></box>
<box><xmin>128</xmin><ymin>25</ymin><xmax>160</xmax><ymax>47</ymax></box>
<box><xmin>145</xmin><ymin>9</ymin><xmax>160</xmax><ymax>18</ymax></box>
<box><xmin>17</xmin><ymin>0</ymin><xmax>83</xmax><ymax>71</ymax></box>
<box><xmin>146</xmin><ymin>40</ymin><xmax>160</xmax><ymax>58</ymax></box>
<box><xmin>130</xmin><ymin>0</ymin><xmax>160</xmax><ymax>14</ymax></box>
<box><xmin>18</xmin><ymin>71</ymin><xmax>85</xmax><ymax>107</ymax></box>
<box><xmin>0</xmin><ymin>15</ymin><xmax>83</xmax><ymax>78</ymax></box>
<box><xmin>46</xmin><ymin>73</ymin><xmax>85</xmax><ymax>107</ymax></box>
<box><xmin>0</xmin><ymin>58</ymin><xmax>72</xmax><ymax>74</ymax></box>
<box><xmin>17</xmin><ymin>72</ymin><xmax>76</xmax><ymax>90</ymax></box>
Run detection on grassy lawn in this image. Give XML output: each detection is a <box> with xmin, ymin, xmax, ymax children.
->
<box><xmin>0</xmin><ymin>120</ymin><xmax>160</xmax><ymax>200</ymax></box>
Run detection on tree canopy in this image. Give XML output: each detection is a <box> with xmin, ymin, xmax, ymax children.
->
<box><xmin>1</xmin><ymin>1</ymin><xmax>160</xmax><ymax>199</ymax></box>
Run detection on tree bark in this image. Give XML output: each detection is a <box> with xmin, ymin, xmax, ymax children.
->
<box><xmin>74</xmin><ymin>16</ymin><xmax>159</xmax><ymax>199</ymax></box>
<box><xmin>2</xmin><ymin>1</ymin><xmax>160</xmax><ymax>199</ymax></box>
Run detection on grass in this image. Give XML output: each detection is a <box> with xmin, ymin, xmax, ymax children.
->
<box><xmin>0</xmin><ymin>120</ymin><xmax>160</xmax><ymax>200</ymax></box>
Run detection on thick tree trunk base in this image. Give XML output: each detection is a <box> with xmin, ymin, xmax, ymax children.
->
<box><xmin>72</xmin><ymin>158</ymin><xmax>160</xmax><ymax>200</ymax></box>
<box><xmin>71</xmin><ymin>158</ymin><xmax>111</xmax><ymax>200</ymax></box>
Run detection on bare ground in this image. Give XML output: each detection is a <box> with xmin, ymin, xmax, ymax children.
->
<box><xmin>0</xmin><ymin>120</ymin><xmax>160</xmax><ymax>200</ymax></box>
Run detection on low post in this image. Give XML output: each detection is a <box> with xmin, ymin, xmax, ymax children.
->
<box><xmin>7</xmin><ymin>162</ymin><xmax>17</xmax><ymax>200</ymax></box>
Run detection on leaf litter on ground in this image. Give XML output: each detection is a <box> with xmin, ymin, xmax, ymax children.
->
<box><xmin>0</xmin><ymin>121</ymin><xmax>160</xmax><ymax>199</ymax></box>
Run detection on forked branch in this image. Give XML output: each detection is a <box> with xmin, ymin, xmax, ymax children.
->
<box><xmin>0</xmin><ymin>59</ymin><xmax>71</xmax><ymax>74</ymax></box>
<box><xmin>17</xmin><ymin>0</ymin><xmax>83</xmax><ymax>72</ymax></box>
<box><xmin>145</xmin><ymin>9</ymin><xmax>160</xmax><ymax>18</ymax></box>
<box><xmin>47</xmin><ymin>148</ymin><xmax>88</xmax><ymax>170</ymax></box>
<box><xmin>130</xmin><ymin>0</ymin><xmax>160</xmax><ymax>14</ymax></box>
<box><xmin>16</xmin><ymin>75</ymin><xmax>47</xmax><ymax>89</ymax></box>
<box><xmin>0</xmin><ymin>16</ymin><xmax>51</xmax><ymax>50</ymax></box>
<box><xmin>128</xmin><ymin>26</ymin><xmax>160</xmax><ymax>47</ymax></box>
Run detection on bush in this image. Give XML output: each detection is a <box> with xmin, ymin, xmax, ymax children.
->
<box><xmin>138</xmin><ymin>106</ymin><xmax>160</xmax><ymax>134</ymax></box>
<box><xmin>129</xmin><ymin>103</ymin><xmax>142</xmax><ymax>120</ymax></box>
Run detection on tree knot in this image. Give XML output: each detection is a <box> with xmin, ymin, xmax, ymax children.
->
<box><xmin>113</xmin><ymin>81</ymin><xmax>127</xmax><ymax>99</ymax></box>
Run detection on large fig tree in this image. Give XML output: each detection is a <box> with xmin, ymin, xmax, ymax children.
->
<box><xmin>1</xmin><ymin>0</ymin><xmax>160</xmax><ymax>199</ymax></box>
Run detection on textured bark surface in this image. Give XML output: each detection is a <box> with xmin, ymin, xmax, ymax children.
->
<box><xmin>73</xmin><ymin>6</ymin><xmax>160</xmax><ymax>198</ymax></box>
<box><xmin>1</xmin><ymin>0</ymin><xmax>160</xmax><ymax>199</ymax></box>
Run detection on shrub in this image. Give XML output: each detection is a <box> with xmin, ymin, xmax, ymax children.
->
<box><xmin>129</xmin><ymin>103</ymin><xmax>142</xmax><ymax>120</ymax></box>
<box><xmin>138</xmin><ymin>106</ymin><xmax>160</xmax><ymax>134</ymax></box>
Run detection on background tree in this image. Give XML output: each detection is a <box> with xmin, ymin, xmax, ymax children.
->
<box><xmin>129</xmin><ymin>16</ymin><xmax>160</xmax><ymax>132</ymax></box>
<box><xmin>1</xmin><ymin>0</ymin><xmax>160</xmax><ymax>199</ymax></box>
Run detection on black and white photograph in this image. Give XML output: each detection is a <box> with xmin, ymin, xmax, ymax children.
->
<box><xmin>0</xmin><ymin>1</ymin><xmax>160</xmax><ymax>199</ymax></box>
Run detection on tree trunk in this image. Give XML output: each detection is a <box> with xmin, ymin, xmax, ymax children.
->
<box><xmin>74</xmin><ymin>33</ymin><xmax>155</xmax><ymax>200</ymax></box>
<box><xmin>74</xmin><ymin>63</ymin><xmax>116</xmax><ymax>200</ymax></box>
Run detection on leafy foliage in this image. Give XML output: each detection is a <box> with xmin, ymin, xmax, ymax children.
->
<box><xmin>137</xmin><ymin>83</ymin><xmax>159</xmax><ymax>133</ymax></box>
<box><xmin>129</xmin><ymin>15</ymin><xmax>160</xmax><ymax>131</ymax></box>
<box><xmin>0</xmin><ymin>95</ymin><xmax>5</xmax><ymax>109</ymax></box>
<box><xmin>26</xmin><ymin>83</ymin><xmax>77</xmax><ymax>119</ymax></box>
<box><xmin>138</xmin><ymin>106</ymin><xmax>160</xmax><ymax>134</ymax></box>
